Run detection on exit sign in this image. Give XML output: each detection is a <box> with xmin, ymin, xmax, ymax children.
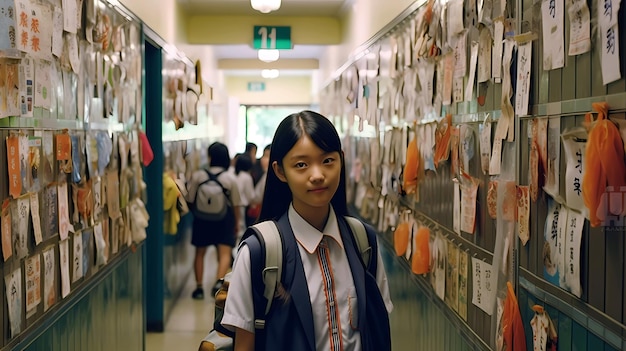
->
<box><xmin>247</xmin><ymin>82</ymin><xmax>266</xmax><ymax>92</ymax></box>
<box><xmin>253</xmin><ymin>26</ymin><xmax>291</xmax><ymax>49</ymax></box>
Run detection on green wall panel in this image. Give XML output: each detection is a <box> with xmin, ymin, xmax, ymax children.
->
<box><xmin>18</xmin><ymin>250</ymin><xmax>144</xmax><ymax>351</ymax></box>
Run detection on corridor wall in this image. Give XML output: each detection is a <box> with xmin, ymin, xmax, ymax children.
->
<box><xmin>323</xmin><ymin>0</ymin><xmax>626</xmax><ymax>349</ymax></box>
<box><xmin>0</xmin><ymin>0</ymin><xmax>148</xmax><ymax>349</ymax></box>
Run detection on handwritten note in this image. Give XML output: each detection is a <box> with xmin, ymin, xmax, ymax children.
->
<box><xmin>515</xmin><ymin>41</ymin><xmax>532</xmax><ymax>116</ymax></box>
<box><xmin>461</xmin><ymin>177</ymin><xmax>479</xmax><ymax>234</ymax></box>
<box><xmin>598</xmin><ymin>0</ymin><xmax>621</xmax><ymax>84</ymax></box>
<box><xmin>565</xmin><ymin>209</ymin><xmax>583</xmax><ymax>297</ymax></box>
<box><xmin>567</xmin><ymin>0</ymin><xmax>591</xmax><ymax>55</ymax></box>
<box><xmin>541</xmin><ymin>0</ymin><xmax>565</xmax><ymax>70</ymax></box>
<box><xmin>59</xmin><ymin>239</ymin><xmax>70</xmax><ymax>298</ymax></box>
<box><xmin>30</xmin><ymin>192</ymin><xmax>42</xmax><ymax>245</ymax></box>
<box><xmin>471</xmin><ymin>257</ymin><xmax>495</xmax><ymax>315</ymax></box>
<box><xmin>25</xmin><ymin>253</ymin><xmax>41</xmax><ymax>315</ymax></box>
<box><xmin>1</xmin><ymin>199</ymin><xmax>12</xmax><ymax>261</ymax></box>
<box><xmin>15</xmin><ymin>0</ymin><xmax>52</xmax><ymax>60</ymax></box>
<box><xmin>72</xmin><ymin>230</ymin><xmax>82</xmax><ymax>282</ymax></box>
<box><xmin>58</xmin><ymin>182</ymin><xmax>71</xmax><ymax>240</ymax></box>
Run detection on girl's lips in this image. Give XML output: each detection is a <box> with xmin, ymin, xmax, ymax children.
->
<box><xmin>309</xmin><ymin>187</ymin><xmax>327</xmax><ymax>193</ymax></box>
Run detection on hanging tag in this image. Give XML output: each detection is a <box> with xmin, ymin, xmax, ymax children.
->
<box><xmin>1</xmin><ymin>199</ymin><xmax>12</xmax><ymax>261</ymax></box>
<box><xmin>29</xmin><ymin>192</ymin><xmax>42</xmax><ymax>245</ymax></box>
<box><xmin>42</xmin><ymin>246</ymin><xmax>55</xmax><ymax>311</ymax></box>
<box><xmin>465</xmin><ymin>40</ymin><xmax>479</xmax><ymax>102</ymax></box>
<box><xmin>564</xmin><ymin>209</ymin><xmax>584</xmax><ymax>297</ymax></box>
<box><xmin>72</xmin><ymin>231</ymin><xmax>83</xmax><ymax>283</ymax></box>
<box><xmin>453</xmin><ymin>182</ymin><xmax>461</xmax><ymax>234</ymax></box>
<box><xmin>14</xmin><ymin>195</ymin><xmax>29</xmax><ymax>259</ymax></box>
<box><xmin>515</xmin><ymin>41</ymin><xmax>532</xmax><ymax>116</ymax></box>
<box><xmin>57</xmin><ymin>182</ymin><xmax>72</xmax><ymax>240</ymax></box>
<box><xmin>458</xmin><ymin>249</ymin><xmax>469</xmax><ymax>321</ymax></box>
<box><xmin>487</xmin><ymin>180</ymin><xmax>498</xmax><ymax>219</ymax></box>
<box><xmin>445</xmin><ymin>241</ymin><xmax>459</xmax><ymax>312</ymax></box>
<box><xmin>480</xmin><ymin>117</ymin><xmax>492</xmax><ymax>175</ymax></box>
<box><xmin>489</xmin><ymin>137</ymin><xmax>503</xmax><ymax>175</ymax></box>
<box><xmin>7</xmin><ymin>135</ymin><xmax>22</xmax><ymax>198</ymax></box>
<box><xmin>5</xmin><ymin>267</ymin><xmax>22</xmax><ymax>337</ymax></box>
<box><xmin>59</xmin><ymin>239</ymin><xmax>70</xmax><ymax>298</ymax></box>
<box><xmin>25</xmin><ymin>254</ymin><xmax>41</xmax><ymax>317</ymax></box>
<box><xmin>56</xmin><ymin>132</ymin><xmax>71</xmax><ymax>161</ymax></box>
<box><xmin>461</xmin><ymin>175</ymin><xmax>479</xmax><ymax>234</ymax></box>
<box><xmin>517</xmin><ymin>185</ymin><xmax>530</xmax><ymax>245</ymax></box>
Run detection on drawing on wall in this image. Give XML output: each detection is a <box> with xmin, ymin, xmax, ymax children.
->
<box><xmin>25</xmin><ymin>253</ymin><xmax>41</xmax><ymax>317</ymax></box>
<box><xmin>72</xmin><ymin>230</ymin><xmax>83</xmax><ymax>283</ymax></box>
<box><xmin>43</xmin><ymin>184</ymin><xmax>58</xmax><ymax>240</ymax></box>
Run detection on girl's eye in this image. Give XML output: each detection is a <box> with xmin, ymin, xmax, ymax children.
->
<box><xmin>295</xmin><ymin>162</ymin><xmax>307</xmax><ymax>168</ymax></box>
<box><xmin>323</xmin><ymin>157</ymin><xmax>335</xmax><ymax>164</ymax></box>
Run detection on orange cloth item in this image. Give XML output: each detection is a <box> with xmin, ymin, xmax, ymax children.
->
<box><xmin>394</xmin><ymin>222</ymin><xmax>410</xmax><ymax>256</ymax></box>
<box><xmin>502</xmin><ymin>281</ymin><xmax>527</xmax><ymax>351</ymax></box>
<box><xmin>582</xmin><ymin>102</ymin><xmax>626</xmax><ymax>227</ymax></box>
<box><xmin>403</xmin><ymin>135</ymin><xmax>422</xmax><ymax>194</ymax></box>
<box><xmin>411</xmin><ymin>226</ymin><xmax>430</xmax><ymax>274</ymax></box>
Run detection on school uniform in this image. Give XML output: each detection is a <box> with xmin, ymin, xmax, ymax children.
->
<box><xmin>186</xmin><ymin>166</ymin><xmax>242</xmax><ymax>247</ymax></box>
<box><xmin>222</xmin><ymin>204</ymin><xmax>393</xmax><ymax>350</ymax></box>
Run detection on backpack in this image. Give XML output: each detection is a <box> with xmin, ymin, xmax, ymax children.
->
<box><xmin>198</xmin><ymin>216</ymin><xmax>377</xmax><ymax>351</ymax></box>
<box><xmin>192</xmin><ymin>170</ymin><xmax>231</xmax><ymax>221</ymax></box>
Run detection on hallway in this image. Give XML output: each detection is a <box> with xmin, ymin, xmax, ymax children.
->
<box><xmin>146</xmin><ymin>273</ymin><xmax>215</xmax><ymax>351</ymax></box>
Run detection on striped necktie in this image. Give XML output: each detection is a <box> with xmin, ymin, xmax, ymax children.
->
<box><xmin>317</xmin><ymin>237</ymin><xmax>343</xmax><ymax>351</ymax></box>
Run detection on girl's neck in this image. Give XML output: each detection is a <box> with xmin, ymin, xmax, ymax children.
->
<box><xmin>293</xmin><ymin>203</ymin><xmax>330</xmax><ymax>232</ymax></box>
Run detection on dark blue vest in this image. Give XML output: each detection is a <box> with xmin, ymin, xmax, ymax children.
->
<box><xmin>243</xmin><ymin>213</ymin><xmax>383</xmax><ymax>351</ymax></box>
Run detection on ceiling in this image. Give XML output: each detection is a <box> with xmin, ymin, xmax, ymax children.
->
<box><xmin>177</xmin><ymin>0</ymin><xmax>350</xmax><ymax>77</ymax></box>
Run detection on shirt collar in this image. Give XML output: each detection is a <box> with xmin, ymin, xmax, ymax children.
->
<box><xmin>288</xmin><ymin>204</ymin><xmax>343</xmax><ymax>254</ymax></box>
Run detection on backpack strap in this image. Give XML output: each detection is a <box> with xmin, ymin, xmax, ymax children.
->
<box><xmin>247</xmin><ymin>220</ymin><xmax>283</xmax><ymax>330</ymax></box>
<box><xmin>200</xmin><ymin>169</ymin><xmax>231</xmax><ymax>200</ymax></box>
<box><xmin>344</xmin><ymin>216</ymin><xmax>377</xmax><ymax>274</ymax></box>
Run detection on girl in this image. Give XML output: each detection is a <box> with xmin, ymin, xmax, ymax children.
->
<box><xmin>222</xmin><ymin>111</ymin><xmax>393</xmax><ymax>350</ymax></box>
<box><xmin>186</xmin><ymin>142</ymin><xmax>241</xmax><ymax>299</ymax></box>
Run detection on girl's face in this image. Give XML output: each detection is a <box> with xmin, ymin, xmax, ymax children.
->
<box><xmin>273</xmin><ymin>135</ymin><xmax>341</xmax><ymax>216</ymax></box>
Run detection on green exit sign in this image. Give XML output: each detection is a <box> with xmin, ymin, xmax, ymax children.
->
<box><xmin>253</xmin><ymin>26</ymin><xmax>291</xmax><ymax>49</ymax></box>
<box><xmin>247</xmin><ymin>82</ymin><xmax>266</xmax><ymax>91</ymax></box>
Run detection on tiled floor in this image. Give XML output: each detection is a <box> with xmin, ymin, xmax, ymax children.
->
<box><xmin>145</xmin><ymin>271</ymin><xmax>216</xmax><ymax>351</ymax></box>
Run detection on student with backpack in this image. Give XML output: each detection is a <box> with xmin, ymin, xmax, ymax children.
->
<box><xmin>221</xmin><ymin>111</ymin><xmax>393</xmax><ymax>351</ymax></box>
<box><xmin>186</xmin><ymin>142</ymin><xmax>242</xmax><ymax>300</ymax></box>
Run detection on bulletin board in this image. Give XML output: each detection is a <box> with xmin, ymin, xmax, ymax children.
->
<box><xmin>323</xmin><ymin>0</ymin><xmax>626</xmax><ymax>348</ymax></box>
<box><xmin>0</xmin><ymin>0</ymin><xmax>147</xmax><ymax>349</ymax></box>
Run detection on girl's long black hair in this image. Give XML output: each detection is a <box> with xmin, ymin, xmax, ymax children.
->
<box><xmin>257</xmin><ymin>110</ymin><xmax>347</xmax><ymax>222</ymax></box>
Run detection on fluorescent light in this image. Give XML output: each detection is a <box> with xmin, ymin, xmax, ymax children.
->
<box><xmin>261</xmin><ymin>69</ymin><xmax>279</xmax><ymax>79</ymax></box>
<box><xmin>257</xmin><ymin>49</ymin><xmax>279</xmax><ymax>62</ymax></box>
<box><xmin>250</xmin><ymin>0</ymin><xmax>281</xmax><ymax>13</ymax></box>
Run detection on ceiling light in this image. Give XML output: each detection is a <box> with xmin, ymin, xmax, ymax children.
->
<box><xmin>261</xmin><ymin>69</ymin><xmax>279</xmax><ymax>79</ymax></box>
<box><xmin>250</xmin><ymin>0</ymin><xmax>281</xmax><ymax>13</ymax></box>
<box><xmin>257</xmin><ymin>49</ymin><xmax>279</xmax><ymax>62</ymax></box>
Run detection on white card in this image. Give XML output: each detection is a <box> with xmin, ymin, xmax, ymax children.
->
<box><xmin>60</xmin><ymin>239</ymin><xmax>70</xmax><ymax>298</ymax></box>
<box><xmin>541</xmin><ymin>0</ymin><xmax>565</xmax><ymax>69</ymax></box>
<box><xmin>567</xmin><ymin>0</ymin><xmax>591</xmax><ymax>55</ymax></box>
<box><xmin>515</xmin><ymin>41</ymin><xmax>532</xmax><ymax>116</ymax></box>
<box><xmin>465</xmin><ymin>40</ymin><xmax>479</xmax><ymax>101</ymax></box>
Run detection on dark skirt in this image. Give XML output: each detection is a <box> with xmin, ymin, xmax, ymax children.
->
<box><xmin>191</xmin><ymin>207</ymin><xmax>236</xmax><ymax>247</ymax></box>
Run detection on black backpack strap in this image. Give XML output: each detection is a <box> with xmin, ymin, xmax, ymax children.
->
<box><xmin>202</xmin><ymin>169</ymin><xmax>231</xmax><ymax>197</ymax></box>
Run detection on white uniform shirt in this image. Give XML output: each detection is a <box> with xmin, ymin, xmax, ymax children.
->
<box><xmin>234</xmin><ymin>171</ymin><xmax>255</xmax><ymax>206</ymax></box>
<box><xmin>222</xmin><ymin>204</ymin><xmax>393</xmax><ymax>350</ymax></box>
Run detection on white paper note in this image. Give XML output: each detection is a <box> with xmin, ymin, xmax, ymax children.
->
<box><xmin>598</xmin><ymin>0</ymin><xmax>621</xmax><ymax>84</ymax></box>
<box><xmin>515</xmin><ymin>41</ymin><xmax>532</xmax><ymax>116</ymax></box>
<box><xmin>25</xmin><ymin>253</ymin><xmax>41</xmax><ymax>314</ymax></box>
<box><xmin>471</xmin><ymin>257</ymin><xmax>495</xmax><ymax>315</ymax></box>
<box><xmin>34</xmin><ymin>59</ymin><xmax>52</xmax><ymax>109</ymax></box>
<box><xmin>0</xmin><ymin>0</ymin><xmax>17</xmax><ymax>49</ymax></box>
<box><xmin>465</xmin><ymin>40</ymin><xmax>479</xmax><ymax>101</ymax></box>
<box><xmin>478</xmin><ymin>28</ymin><xmax>492</xmax><ymax>82</ymax></box>
<box><xmin>567</xmin><ymin>0</ymin><xmax>591</xmax><ymax>55</ymax></box>
<box><xmin>5</xmin><ymin>267</ymin><xmax>22</xmax><ymax>336</ymax></box>
<box><xmin>59</xmin><ymin>239</ymin><xmax>70</xmax><ymax>298</ymax></box>
<box><xmin>52</xmin><ymin>6</ymin><xmax>63</xmax><ymax>57</ymax></box>
<box><xmin>492</xmin><ymin>20</ymin><xmax>504</xmax><ymax>80</ymax></box>
<box><xmin>565</xmin><ymin>209</ymin><xmax>583</xmax><ymax>297</ymax></box>
<box><xmin>62</xmin><ymin>0</ymin><xmax>77</xmax><ymax>33</ymax></box>
<box><xmin>29</xmin><ymin>192</ymin><xmax>42</xmax><ymax>245</ymax></box>
<box><xmin>43</xmin><ymin>246</ymin><xmax>55</xmax><ymax>311</ymax></box>
<box><xmin>454</xmin><ymin>32</ymin><xmax>467</xmax><ymax>78</ymax></box>
<box><xmin>541</xmin><ymin>0</ymin><xmax>565</xmax><ymax>70</ymax></box>
<box><xmin>562</xmin><ymin>132</ymin><xmax>586</xmax><ymax>213</ymax></box>
<box><xmin>72</xmin><ymin>230</ymin><xmax>82</xmax><ymax>282</ymax></box>
<box><xmin>58</xmin><ymin>182</ymin><xmax>71</xmax><ymax>240</ymax></box>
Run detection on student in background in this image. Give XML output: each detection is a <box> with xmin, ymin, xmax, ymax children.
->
<box><xmin>185</xmin><ymin>142</ymin><xmax>242</xmax><ymax>299</ymax></box>
<box><xmin>246</xmin><ymin>144</ymin><xmax>271</xmax><ymax>226</ymax></box>
<box><xmin>222</xmin><ymin>111</ymin><xmax>393</xmax><ymax>350</ymax></box>
<box><xmin>232</xmin><ymin>154</ymin><xmax>255</xmax><ymax>242</ymax></box>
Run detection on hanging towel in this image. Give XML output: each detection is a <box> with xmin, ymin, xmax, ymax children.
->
<box><xmin>582</xmin><ymin>102</ymin><xmax>626</xmax><ymax>227</ymax></box>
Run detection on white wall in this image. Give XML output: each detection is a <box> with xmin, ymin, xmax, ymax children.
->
<box><xmin>225</xmin><ymin>76</ymin><xmax>313</xmax><ymax>106</ymax></box>
<box><xmin>319</xmin><ymin>0</ymin><xmax>418</xmax><ymax>83</ymax></box>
